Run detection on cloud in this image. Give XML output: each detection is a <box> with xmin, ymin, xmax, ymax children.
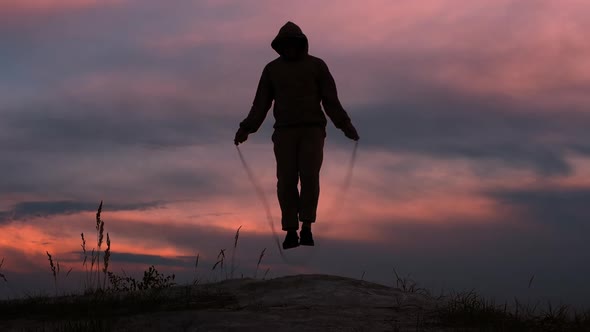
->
<box><xmin>349</xmin><ymin>90</ymin><xmax>590</xmax><ymax>176</ymax></box>
<box><xmin>488</xmin><ymin>186</ymin><xmax>590</xmax><ymax>232</ymax></box>
<box><xmin>0</xmin><ymin>145</ymin><xmax>236</xmax><ymax>210</ymax></box>
<box><xmin>1</xmin><ymin>96</ymin><xmax>232</xmax><ymax>153</ymax></box>
<box><xmin>0</xmin><ymin>200</ymin><xmax>164</xmax><ymax>224</ymax></box>
<box><xmin>2</xmin><ymin>0</ymin><xmax>588</xmax><ymax>179</ymax></box>
<box><xmin>98</xmin><ymin>252</ymin><xmax>190</xmax><ymax>267</ymax></box>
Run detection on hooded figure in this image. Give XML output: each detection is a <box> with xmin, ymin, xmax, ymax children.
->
<box><xmin>235</xmin><ymin>21</ymin><xmax>359</xmax><ymax>249</ymax></box>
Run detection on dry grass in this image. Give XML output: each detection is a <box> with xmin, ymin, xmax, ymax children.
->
<box><xmin>77</xmin><ymin>201</ymin><xmax>111</xmax><ymax>293</ymax></box>
<box><xmin>192</xmin><ymin>253</ymin><xmax>200</xmax><ymax>286</ymax></box>
<box><xmin>0</xmin><ymin>258</ymin><xmax>7</xmax><ymax>283</ymax></box>
<box><xmin>230</xmin><ymin>225</ymin><xmax>242</xmax><ymax>279</ymax></box>
<box><xmin>45</xmin><ymin>251</ymin><xmax>57</xmax><ymax>295</ymax></box>
<box><xmin>211</xmin><ymin>249</ymin><xmax>226</xmax><ymax>281</ymax></box>
<box><xmin>102</xmin><ymin>233</ymin><xmax>111</xmax><ymax>290</ymax></box>
<box><xmin>254</xmin><ymin>248</ymin><xmax>266</xmax><ymax>279</ymax></box>
<box><xmin>392</xmin><ymin>267</ymin><xmax>429</xmax><ymax>295</ymax></box>
<box><xmin>433</xmin><ymin>290</ymin><xmax>590</xmax><ymax>331</ymax></box>
<box><xmin>0</xmin><ymin>284</ymin><xmax>236</xmax><ymax>328</ymax></box>
<box><xmin>95</xmin><ymin>200</ymin><xmax>105</xmax><ymax>289</ymax></box>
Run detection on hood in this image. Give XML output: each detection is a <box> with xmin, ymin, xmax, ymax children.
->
<box><xmin>271</xmin><ymin>21</ymin><xmax>309</xmax><ymax>56</ymax></box>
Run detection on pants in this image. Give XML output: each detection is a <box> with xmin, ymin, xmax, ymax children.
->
<box><xmin>272</xmin><ymin>127</ymin><xmax>325</xmax><ymax>231</ymax></box>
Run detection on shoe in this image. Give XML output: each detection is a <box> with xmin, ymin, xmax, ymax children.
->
<box><xmin>299</xmin><ymin>228</ymin><xmax>314</xmax><ymax>246</ymax></box>
<box><xmin>282</xmin><ymin>231</ymin><xmax>300</xmax><ymax>250</ymax></box>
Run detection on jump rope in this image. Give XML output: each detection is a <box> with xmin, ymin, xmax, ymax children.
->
<box><xmin>236</xmin><ymin>140</ymin><xmax>358</xmax><ymax>264</ymax></box>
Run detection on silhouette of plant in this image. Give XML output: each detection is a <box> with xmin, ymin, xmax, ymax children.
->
<box><xmin>0</xmin><ymin>258</ymin><xmax>7</xmax><ymax>282</ymax></box>
<box><xmin>393</xmin><ymin>267</ymin><xmax>428</xmax><ymax>295</ymax></box>
<box><xmin>107</xmin><ymin>265</ymin><xmax>175</xmax><ymax>292</ymax></box>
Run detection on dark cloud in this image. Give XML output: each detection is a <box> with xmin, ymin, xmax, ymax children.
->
<box><xmin>0</xmin><ymin>96</ymin><xmax>236</xmax><ymax>202</ymax></box>
<box><xmin>1</xmin><ymin>97</ymin><xmax>233</xmax><ymax>154</ymax></box>
<box><xmin>0</xmin><ymin>200</ymin><xmax>164</xmax><ymax>224</ymax></box>
<box><xmin>366</xmin><ymin>215</ymin><xmax>590</xmax><ymax>307</ymax></box>
<box><xmin>105</xmin><ymin>221</ymin><xmax>259</xmax><ymax>256</ymax></box>
<box><xmin>0</xmin><ymin>162</ymin><xmax>228</xmax><ymax>208</ymax></box>
<box><xmin>100</xmin><ymin>252</ymin><xmax>190</xmax><ymax>267</ymax></box>
<box><xmin>488</xmin><ymin>187</ymin><xmax>590</xmax><ymax>232</ymax></box>
<box><xmin>349</xmin><ymin>91</ymin><xmax>590</xmax><ymax>176</ymax></box>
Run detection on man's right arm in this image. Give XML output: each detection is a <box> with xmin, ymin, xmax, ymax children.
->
<box><xmin>239</xmin><ymin>65</ymin><xmax>274</xmax><ymax>133</ymax></box>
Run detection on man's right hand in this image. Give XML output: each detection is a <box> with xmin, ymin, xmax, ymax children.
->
<box><xmin>234</xmin><ymin>128</ymin><xmax>249</xmax><ymax>145</ymax></box>
<box><xmin>342</xmin><ymin>122</ymin><xmax>359</xmax><ymax>141</ymax></box>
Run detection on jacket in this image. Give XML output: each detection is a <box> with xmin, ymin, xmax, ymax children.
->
<box><xmin>239</xmin><ymin>21</ymin><xmax>352</xmax><ymax>133</ymax></box>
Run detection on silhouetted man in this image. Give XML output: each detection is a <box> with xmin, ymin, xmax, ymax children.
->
<box><xmin>235</xmin><ymin>21</ymin><xmax>359</xmax><ymax>249</ymax></box>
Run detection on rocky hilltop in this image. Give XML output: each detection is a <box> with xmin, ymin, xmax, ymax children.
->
<box><xmin>3</xmin><ymin>274</ymin><xmax>443</xmax><ymax>331</ymax></box>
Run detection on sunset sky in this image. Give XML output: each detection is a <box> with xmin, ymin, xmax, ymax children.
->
<box><xmin>1</xmin><ymin>0</ymin><xmax>589</xmax><ymax>306</ymax></box>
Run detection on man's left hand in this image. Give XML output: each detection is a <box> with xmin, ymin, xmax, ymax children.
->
<box><xmin>343</xmin><ymin>122</ymin><xmax>359</xmax><ymax>141</ymax></box>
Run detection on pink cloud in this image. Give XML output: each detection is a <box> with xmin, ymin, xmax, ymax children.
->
<box><xmin>230</xmin><ymin>0</ymin><xmax>589</xmax><ymax>108</ymax></box>
<box><xmin>59</xmin><ymin>71</ymin><xmax>249</xmax><ymax>114</ymax></box>
<box><xmin>0</xmin><ymin>0</ymin><xmax>124</xmax><ymax>12</ymax></box>
<box><xmin>7</xmin><ymin>0</ymin><xmax>587</xmax><ymax>112</ymax></box>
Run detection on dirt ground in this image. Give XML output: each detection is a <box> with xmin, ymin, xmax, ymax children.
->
<box><xmin>2</xmin><ymin>274</ymin><xmax>447</xmax><ymax>332</ymax></box>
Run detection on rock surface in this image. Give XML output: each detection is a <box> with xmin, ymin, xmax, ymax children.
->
<box><xmin>2</xmin><ymin>274</ymin><xmax>446</xmax><ymax>331</ymax></box>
